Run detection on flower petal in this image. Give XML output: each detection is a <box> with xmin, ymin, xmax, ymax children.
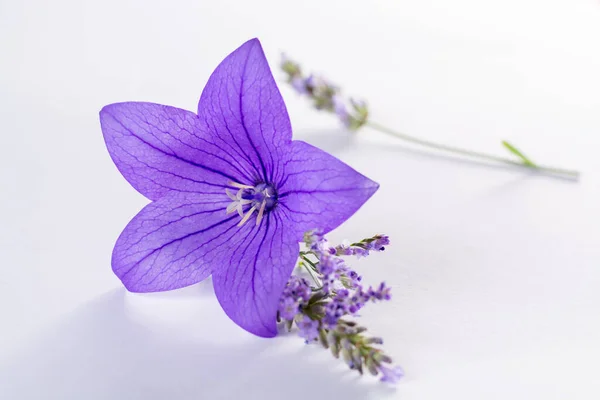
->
<box><xmin>212</xmin><ymin>213</ymin><xmax>299</xmax><ymax>337</ymax></box>
<box><xmin>277</xmin><ymin>141</ymin><xmax>379</xmax><ymax>236</ymax></box>
<box><xmin>100</xmin><ymin>102</ymin><xmax>256</xmax><ymax>201</ymax></box>
<box><xmin>112</xmin><ymin>192</ymin><xmax>244</xmax><ymax>292</ymax></box>
<box><xmin>197</xmin><ymin>38</ymin><xmax>292</xmax><ymax>185</ymax></box>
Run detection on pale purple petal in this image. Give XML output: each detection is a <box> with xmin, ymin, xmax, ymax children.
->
<box><xmin>100</xmin><ymin>102</ymin><xmax>257</xmax><ymax>201</ymax></box>
<box><xmin>212</xmin><ymin>213</ymin><xmax>299</xmax><ymax>337</ymax></box>
<box><xmin>197</xmin><ymin>38</ymin><xmax>292</xmax><ymax>185</ymax></box>
<box><xmin>112</xmin><ymin>192</ymin><xmax>243</xmax><ymax>292</ymax></box>
<box><xmin>276</xmin><ymin>141</ymin><xmax>379</xmax><ymax>235</ymax></box>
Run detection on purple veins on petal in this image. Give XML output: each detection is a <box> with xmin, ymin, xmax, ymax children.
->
<box><xmin>277</xmin><ymin>140</ymin><xmax>379</xmax><ymax>236</ymax></box>
<box><xmin>111</xmin><ymin>192</ymin><xmax>241</xmax><ymax>293</ymax></box>
<box><xmin>100</xmin><ymin>102</ymin><xmax>251</xmax><ymax>201</ymax></box>
<box><xmin>100</xmin><ymin>38</ymin><xmax>379</xmax><ymax>338</ymax></box>
<box><xmin>212</xmin><ymin>213</ymin><xmax>299</xmax><ymax>337</ymax></box>
<box><xmin>197</xmin><ymin>38</ymin><xmax>293</xmax><ymax>185</ymax></box>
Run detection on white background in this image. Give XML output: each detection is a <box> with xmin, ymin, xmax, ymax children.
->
<box><xmin>1</xmin><ymin>0</ymin><xmax>599</xmax><ymax>399</ymax></box>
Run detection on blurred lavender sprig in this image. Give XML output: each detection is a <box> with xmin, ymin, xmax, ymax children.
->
<box><xmin>278</xmin><ymin>230</ymin><xmax>403</xmax><ymax>384</ymax></box>
<box><xmin>280</xmin><ymin>55</ymin><xmax>580</xmax><ymax>180</ymax></box>
<box><xmin>281</xmin><ymin>55</ymin><xmax>368</xmax><ymax>131</ymax></box>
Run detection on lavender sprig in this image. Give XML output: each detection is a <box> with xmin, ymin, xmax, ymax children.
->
<box><xmin>281</xmin><ymin>55</ymin><xmax>579</xmax><ymax>180</ymax></box>
<box><xmin>335</xmin><ymin>234</ymin><xmax>390</xmax><ymax>258</ymax></box>
<box><xmin>278</xmin><ymin>230</ymin><xmax>403</xmax><ymax>384</ymax></box>
<box><xmin>281</xmin><ymin>55</ymin><xmax>368</xmax><ymax>131</ymax></box>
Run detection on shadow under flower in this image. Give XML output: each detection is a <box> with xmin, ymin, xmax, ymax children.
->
<box><xmin>0</xmin><ymin>284</ymin><xmax>396</xmax><ymax>400</ymax></box>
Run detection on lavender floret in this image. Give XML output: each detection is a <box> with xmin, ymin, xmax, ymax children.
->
<box><xmin>281</xmin><ymin>56</ymin><xmax>368</xmax><ymax>130</ymax></box>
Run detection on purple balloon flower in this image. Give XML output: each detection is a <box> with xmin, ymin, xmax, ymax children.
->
<box><xmin>99</xmin><ymin>38</ymin><xmax>378</xmax><ymax>337</ymax></box>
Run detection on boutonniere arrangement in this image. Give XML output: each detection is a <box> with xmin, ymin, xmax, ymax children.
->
<box><xmin>100</xmin><ymin>39</ymin><xmax>401</xmax><ymax>383</ymax></box>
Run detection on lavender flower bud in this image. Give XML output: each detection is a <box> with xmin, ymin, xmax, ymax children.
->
<box><xmin>379</xmin><ymin>365</ymin><xmax>405</xmax><ymax>384</ymax></box>
<box><xmin>318</xmin><ymin>329</ymin><xmax>329</xmax><ymax>349</ymax></box>
<box><xmin>297</xmin><ymin>315</ymin><xmax>320</xmax><ymax>342</ymax></box>
<box><xmin>352</xmin><ymin>348</ymin><xmax>363</xmax><ymax>374</ymax></box>
<box><xmin>355</xmin><ymin>326</ymin><xmax>368</xmax><ymax>334</ymax></box>
<box><xmin>327</xmin><ymin>330</ymin><xmax>337</xmax><ymax>347</ymax></box>
<box><xmin>366</xmin><ymin>337</ymin><xmax>384</xmax><ymax>345</ymax></box>
<box><xmin>280</xmin><ymin>53</ymin><xmax>301</xmax><ymax>76</ymax></box>
<box><xmin>350</xmin><ymin>98</ymin><xmax>367</xmax><ymax>112</ymax></box>
<box><xmin>365</xmin><ymin>357</ymin><xmax>379</xmax><ymax>376</ymax></box>
<box><xmin>374</xmin><ymin>352</ymin><xmax>393</xmax><ymax>364</ymax></box>
<box><xmin>340</xmin><ymin>337</ymin><xmax>352</xmax><ymax>351</ymax></box>
<box><xmin>341</xmin><ymin>348</ymin><xmax>354</xmax><ymax>368</ymax></box>
<box><xmin>355</xmin><ymin>247</ymin><xmax>371</xmax><ymax>258</ymax></box>
<box><xmin>332</xmin><ymin>95</ymin><xmax>350</xmax><ymax>127</ymax></box>
<box><xmin>291</xmin><ymin>76</ymin><xmax>308</xmax><ymax>94</ymax></box>
<box><xmin>330</xmin><ymin>340</ymin><xmax>341</xmax><ymax>358</ymax></box>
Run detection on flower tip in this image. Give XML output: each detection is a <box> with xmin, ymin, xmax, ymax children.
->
<box><xmin>234</xmin><ymin>38</ymin><xmax>264</xmax><ymax>57</ymax></box>
<box><xmin>245</xmin><ymin>37</ymin><xmax>262</xmax><ymax>49</ymax></box>
<box><xmin>99</xmin><ymin>103</ymin><xmax>119</xmax><ymax>124</ymax></box>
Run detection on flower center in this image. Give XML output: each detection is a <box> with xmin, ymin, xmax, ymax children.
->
<box><xmin>226</xmin><ymin>181</ymin><xmax>278</xmax><ymax>226</ymax></box>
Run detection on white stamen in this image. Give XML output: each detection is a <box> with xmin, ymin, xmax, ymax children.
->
<box><xmin>256</xmin><ymin>200</ymin><xmax>267</xmax><ymax>225</ymax></box>
<box><xmin>238</xmin><ymin>205</ymin><xmax>257</xmax><ymax>226</ymax></box>
<box><xmin>226</xmin><ymin>189</ymin><xmax>237</xmax><ymax>201</ymax></box>
<box><xmin>227</xmin><ymin>198</ymin><xmax>251</xmax><ymax>215</ymax></box>
<box><xmin>229</xmin><ymin>181</ymin><xmax>253</xmax><ymax>190</ymax></box>
<box><xmin>226</xmin><ymin>183</ymin><xmax>275</xmax><ymax>226</ymax></box>
<box><xmin>236</xmin><ymin>203</ymin><xmax>245</xmax><ymax>217</ymax></box>
<box><xmin>226</xmin><ymin>202</ymin><xmax>238</xmax><ymax>214</ymax></box>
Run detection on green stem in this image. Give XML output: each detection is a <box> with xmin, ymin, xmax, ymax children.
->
<box><xmin>301</xmin><ymin>255</ymin><xmax>319</xmax><ymax>270</ymax></box>
<box><xmin>366</xmin><ymin>121</ymin><xmax>580</xmax><ymax>180</ymax></box>
<box><xmin>300</xmin><ymin>256</ymin><xmax>321</xmax><ymax>286</ymax></box>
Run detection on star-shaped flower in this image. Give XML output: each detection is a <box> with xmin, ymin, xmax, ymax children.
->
<box><xmin>99</xmin><ymin>38</ymin><xmax>378</xmax><ymax>337</ymax></box>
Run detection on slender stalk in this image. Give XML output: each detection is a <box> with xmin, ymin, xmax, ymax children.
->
<box><xmin>301</xmin><ymin>256</ymin><xmax>321</xmax><ymax>286</ymax></box>
<box><xmin>301</xmin><ymin>255</ymin><xmax>318</xmax><ymax>270</ymax></box>
<box><xmin>366</xmin><ymin>121</ymin><xmax>580</xmax><ymax>180</ymax></box>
